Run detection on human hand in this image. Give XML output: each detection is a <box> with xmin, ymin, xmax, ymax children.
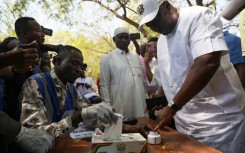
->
<box><xmin>75</xmin><ymin>82</ymin><xmax>83</xmax><ymax>88</ymax></box>
<box><xmin>84</xmin><ymin>83</ymin><xmax>91</xmax><ymax>89</ymax></box>
<box><xmin>149</xmin><ymin>92</ymin><xmax>161</xmax><ymax>99</ymax></box>
<box><xmin>81</xmin><ymin>102</ymin><xmax>118</xmax><ymax>125</ymax></box>
<box><xmin>154</xmin><ymin>107</ymin><xmax>177</xmax><ymax>131</ymax></box>
<box><xmin>14</xmin><ymin>126</ymin><xmax>54</xmax><ymax>153</ymax></box>
<box><xmin>144</xmin><ymin>50</ymin><xmax>150</xmax><ymax>63</ymax></box>
<box><xmin>11</xmin><ymin>65</ymin><xmax>34</xmax><ymax>75</ymax></box>
<box><xmin>9</xmin><ymin>41</ymin><xmax>39</xmax><ymax>69</ymax></box>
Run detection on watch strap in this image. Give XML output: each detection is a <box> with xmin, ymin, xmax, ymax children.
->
<box><xmin>168</xmin><ymin>99</ymin><xmax>182</xmax><ymax>111</ymax></box>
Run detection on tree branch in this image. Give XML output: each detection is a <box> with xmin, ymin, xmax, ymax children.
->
<box><xmin>186</xmin><ymin>0</ymin><xmax>193</xmax><ymax>6</ymax></box>
<box><xmin>82</xmin><ymin>0</ymin><xmax>149</xmax><ymax>37</ymax></box>
<box><xmin>196</xmin><ymin>0</ymin><xmax>204</xmax><ymax>6</ymax></box>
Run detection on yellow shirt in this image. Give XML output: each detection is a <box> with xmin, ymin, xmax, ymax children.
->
<box><xmin>239</xmin><ymin>9</ymin><xmax>245</xmax><ymax>56</ymax></box>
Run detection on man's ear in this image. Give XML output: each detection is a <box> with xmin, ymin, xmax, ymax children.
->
<box><xmin>52</xmin><ymin>55</ymin><xmax>61</xmax><ymax>65</ymax></box>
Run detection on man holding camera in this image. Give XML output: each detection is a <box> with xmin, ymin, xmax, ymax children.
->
<box><xmin>0</xmin><ymin>42</ymin><xmax>53</xmax><ymax>153</ymax></box>
<box><xmin>2</xmin><ymin>17</ymin><xmax>50</xmax><ymax>121</ymax></box>
<box><xmin>100</xmin><ymin>27</ymin><xmax>147</xmax><ymax>118</ymax></box>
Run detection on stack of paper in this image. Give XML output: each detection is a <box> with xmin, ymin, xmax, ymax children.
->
<box><xmin>69</xmin><ymin>122</ymin><xmax>95</xmax><ymax>139</ymax></box>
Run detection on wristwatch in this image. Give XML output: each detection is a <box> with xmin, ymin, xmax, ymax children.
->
<box><xmin>168</xmin><ymin>99</ymin><xmax>182</xmax><ymax>111</ymax></box>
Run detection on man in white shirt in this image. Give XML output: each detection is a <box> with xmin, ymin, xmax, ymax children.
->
<box><xmin>74</xmin><ymin>67</ymin><xmax>101</xmax><ymax>104</ymax></box>
<box><xmin>75</xmin><ymin>68</ymin><xmax>97</xmax><ymax>94</ymax></box>
<box><xmin>137</xmin><ymin>0</ymin><xmax>245</xmax><ymax>152</ymax></box>
<box><xmin>100</xmin><ymin>27</ymin><xmax>147</xmax><ymax>118</ymax></box>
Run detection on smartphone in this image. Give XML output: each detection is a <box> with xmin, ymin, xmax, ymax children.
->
<box><xmin>41</xmin><ymin>26</ymin><xmax>53</xmax><ymax>36</ymax></box>
<box><xmin>130</xmin><ymin>33</ymin><xmax>140</xmax><ymax>40</ymax></box>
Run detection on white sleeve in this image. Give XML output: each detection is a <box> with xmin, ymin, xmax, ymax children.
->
<box><xmin>190</xmin><ymin>8</ymin><xmax>228</xmax><ymax>59</ymax></box>
<box><xmin>99</xmin><ymin>54</ymin><xmax>111</xmax><ymax>104</ymax></box>
<box><xmin>90</xmin><ymin>78</ymin><xmax>96</xmax><ymax>89</ymax></box>
<box><xmin>74</xmin><ymin>78</ymin><xmax>80</xmax><ymax>87</ymax></box>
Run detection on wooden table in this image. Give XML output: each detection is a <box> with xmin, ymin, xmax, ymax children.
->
<box><xmin>48</xmin><ymin>117</ymin><xmax>221</xmax><ymax>153</ymax></box>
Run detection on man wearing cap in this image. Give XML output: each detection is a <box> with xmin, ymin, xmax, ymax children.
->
<box><xmin>100</xmin><ymin>27</ymin><xmax>147</xmax><ymax>118</ymax></box>
<box><xmin>137</xmin><ymin>0</ymin><xmax>245</xmax><ymax>152</ymax></box>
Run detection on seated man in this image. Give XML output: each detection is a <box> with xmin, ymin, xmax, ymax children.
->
<box><xmin>74</xmin><ymin>65</ymin><xmax>102</xmax><ymax>104</ymax></box>
<box><xmin>19</xmin><ymin>45</ymin><xmax>117</xmax><ymax>138</ymax></box>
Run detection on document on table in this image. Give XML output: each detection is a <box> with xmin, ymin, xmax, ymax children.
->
<box><xmin>70</xmin><ymin>122</ymin><xmax>95</xmax><ymax>139</ymax></box>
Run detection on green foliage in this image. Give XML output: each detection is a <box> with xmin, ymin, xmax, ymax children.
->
<box><xmin>0</xmin><ymin>0</ymin><xmax>219</xmax><ymax>79</ymax></box>
<box><xmin>45</xmin><ymin>30</ymin><xmax>114</xmax><ymax>80</ymax></box>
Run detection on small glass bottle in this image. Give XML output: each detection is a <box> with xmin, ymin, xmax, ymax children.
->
<box><xmin>147</xmin><ymin>131</ymin><xmax>161</xmax><ymax>144</ymax></box>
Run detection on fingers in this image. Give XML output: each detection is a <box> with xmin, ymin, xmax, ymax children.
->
<box><xmin>156</xmin><ymin>105</ymin><xmax>163</xmax><ymax>110</ymax></box>
<box><xmin>154</xmin><ymin>112</ymin><xmax>174</xmax><ymax>132</ymax></box>
<box><xmin>18</xmin><ymin>41</ymin><xmax>39</xmax><ymax>60</ymax></box>
<box><xmin>110</xmin><ymin>111</ymin><xmax>118</xmax><ymax>124</ymax></box>
<box><xmin>98</xmin><ymin>115</ymin><xmax>109</xmax><ymax>125</ymax></box>
<box><xmin>13</xmin><ymin>43</ymin><xmax>39</xmax><ymax>68</ymax></box>
<box><xmin>152</xmin><ymin>106</ymin><xmax>158</xmax><ymax>111</ymax></box>
<box><xmin>101</xmin><ymin>108</ymin><xmax>118</xmax><ymax>125</ymax></box>
<box><xmin>22</xmin><ymin>48</ymin><xmax>39</xmax><ymax>61</ymax></box>
<box><xmin>151</xmin><ymin>105</ymin><xmax>162</xmax><ymax>113</ymax></box>
<box><xmin>96</xmin><ymin>103</ymin><xmax>118</xmax><ymax>125</ymax></box>
<box><xmin>83</xmin><ymin>102</ymin><xmax>118</xmax><ymax>125</ymax></box>
<box><xmin>154</xmin><ymin>124</ymin><xmax>160</xmax><ymax>131</ymax></box>
<box><xmin>19</xmin><ymin>41</ymin><xmax>38</xmax><ymax>49</ymax></box>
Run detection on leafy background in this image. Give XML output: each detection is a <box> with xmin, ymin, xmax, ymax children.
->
<box><xmin>0</xmin><ymin>0</ymin><xmax>239</xmax><ymax>80</ymax></box>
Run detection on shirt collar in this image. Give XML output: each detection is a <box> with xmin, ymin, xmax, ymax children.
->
<box><xmin>50</xmin><ymin>69</ymin><xmax>66</xmax><ymax>89</ymax></box>
<box><xmin>115</xmin><ymin>48</ymin><xmax>128</xmax><ymax>54</ymax></box>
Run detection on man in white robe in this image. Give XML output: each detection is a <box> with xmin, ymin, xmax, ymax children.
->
<box><xmin>100</xmin><ymin>27</ymin><xmax>147</xmax><ymax>118</ymax></box>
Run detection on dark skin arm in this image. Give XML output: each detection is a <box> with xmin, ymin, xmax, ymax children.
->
<box><xmin>0</xmin><ymin>42</ymin><xmax>38</xmax><ymax>79</ymax></box>
<box><xmin>0</xmin><ymin>42</ymin><xmax>38</xmax><ymax>69</ymax></box>
<box><xmin>0</xmin><ymin>66</ymin><xmax>15</xmax><ymax>79</ymax></box>
<box><xmin>0</xmin><ymin>111</ymin><xmax>21</xmax><ymax>149</ymax></box>
<box><xmin>71</xmin><ymin>111</ymin><xmax>84</xmax><ymax>127</ymax></box>
<box><xmin>154</xmin><ymin>51</ymin><xmax>222</xmax><ymax>131</ymax></box>
<box><xmin>132</xmin><ymin>40</ymin><xmax>140</xmax><ymax>56</ymax></box>
<box><xmin>150</xmin><ymin>86</ymin><xmax>165</xmax><ymax>98</ymax></box>
<box><xmin>144</xmin><ymin>50</ymin><xmax>154</xmax><ymax>83</ymax></box>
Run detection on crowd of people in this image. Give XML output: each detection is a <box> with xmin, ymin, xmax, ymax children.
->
<box><xmin>0</xmin><ymin>0</ymin><xmax>245</xmax><ymax>153</ymax></box>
